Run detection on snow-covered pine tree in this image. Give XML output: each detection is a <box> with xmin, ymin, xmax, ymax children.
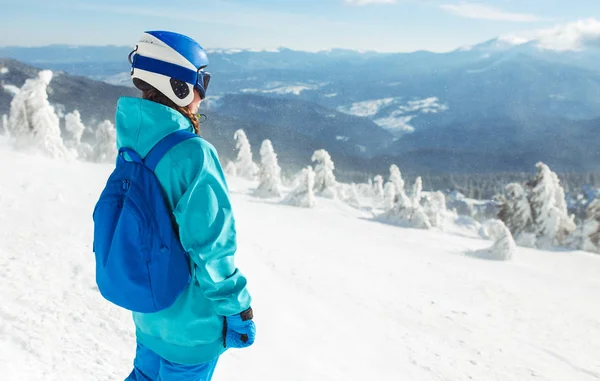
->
<box><xmin>255</xmin><ymin>139</ymin><xmax>283</xmax><ymax>198</ymax></box>
<box><xmin>377</xmin><ymin>176</ymin><xmax>432</xmax><ymax>229</ymax></box>
<box><xmin>470</xmin><ymin>219</ymin><xmax>516</xmax><ymax>261</ymax></box>
<box><xmin>498</xmin><ymin>183</ymin><xmax>533</xmax><ymax>239</ymax></box>
<box><xmin>283</xmin><ymin>166</ymin><xmax>316</xmax><ymax>208</ymax></box>
<box><xmin>338</xmin><ymin>183</ymin><xmax>361</xmax><ymax>208</ymax></box>
<box><xmin>389</xmin><ymin>164</ymin><xmax>410</xmax><ymax>208</ymax></box>
<box><xmin>6</xmin><ymin>70</ymin><xmax>70</xmax><ymax>158</ymax></box>
<box><xmin>389</xmin><ymin>164</ymin><xmax>405</xmax><ymax>193</ymax></box>
<box><xmin>312</xmin><ymin>149</ymin><xmax>337</xmax><ymax>199</ymax></box>
<box><xmin>528</xmin><ymin>163</ymin><xmax>559</xmax><ymax>249</ymax></box>
<box><xmin>550</xmin><ymin>171</ymin><xmax>576</xmax><ymax>245</ymax></box>
<box><xmin>224</xmin><ymin>161</ymin><xmax>237</xmax><ymax>177</ymax></box>
<box><xmin>347</xmin><ymin>184</ymin><xmax>361</xmax><ymax>208</ymax></box>
<box><xmin>373</xmin><ymin>175</ymin><xmax>384</xmax><ymax>200</ymax></box>
<box><xmin>528</xmin><ymin>163</ymin><xmax>575</xmax><ymax>248</ymax></box>
<box><xmin>410</xmin><ymin>207</ymin><xmax>432</xmax><ymax>229</ymax></box>
<box><xmin>383</xmin><ymin>182</ymin><xmax>396</xmax><ymax>211</ymax></box>
<box><xmin>64</xmin><ymin>110</ymin><xmax>85</xmax><ymax>149</ymax></box>
<box><xmin>422</xmin><ymin>191</ymin><xmax>447</xmax><ymax>228</ymax></box>
<box><xmin>94</xmin><ymin>120</ymin><xmax>117</xmax><ymax>163</ymax></box>
<box><xmin>551</xmin><ymin>171</ymin><xmax>568</xmax><ymax>215</ymax></box>
<box><xmin>234</xmin><ymin>129</ymin><xmax>259</xmax><ymax>180</ymax></box>
<box><xmin>411</xmin><ymin>176</ymin><xmax>423</xmax><ymax>208</ymax></box>
<box><xmin>64</xmin><ymin>110</ymin><xmax>93</xmax><ymax>160</ymax></box>
<box><xmin>582</xmin><ymin>198</ymin><xmax>600</xmax><ymax>254</ymax></box>
<box><xmin>1</xmin><ymin>114</ymin><xmax>7</xmax><ymax>135</ymax></box>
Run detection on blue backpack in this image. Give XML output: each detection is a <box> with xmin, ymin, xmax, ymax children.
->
<box><xmin>92</xmin><ymin>130</ymin><xmax>198</xmax><ymax>313</ymax></box>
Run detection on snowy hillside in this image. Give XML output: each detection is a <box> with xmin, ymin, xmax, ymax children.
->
<box><xmin>1</xmin><ymin>137</ymin><xmax>599</xmax><ymax>380</ymax></box>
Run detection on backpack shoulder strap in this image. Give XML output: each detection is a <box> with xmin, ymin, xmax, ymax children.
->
<box><xmin>144</xmin><ymin>130</ymin><xmax>198</xmax><ymax>171</ymax></box>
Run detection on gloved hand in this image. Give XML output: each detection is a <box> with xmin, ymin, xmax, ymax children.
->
<box><xmin>223</xmin><ymin>307</ymin><xmax>255</xmax><ymax>349</ymax></box>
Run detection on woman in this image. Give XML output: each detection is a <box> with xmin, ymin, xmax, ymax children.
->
<box><xmin>116</xmin><ymin>30</ymin><xmax>255</xmax><ymax>381</ymax></box>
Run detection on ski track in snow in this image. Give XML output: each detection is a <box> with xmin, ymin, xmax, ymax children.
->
<box><xmin>1</xmin><ymin>137</ymin><xmax>599</xmax><ymax>381</ymax></box>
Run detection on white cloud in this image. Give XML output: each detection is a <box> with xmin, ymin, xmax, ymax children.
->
<box><xmin>344</xmin><ymin>0</ymin><xmax>396</xmax><ymax>5</ymax></box>
<box><xmin>441</xmin><ymin>2</ymin><xmax>541</xmax><ymax>22</ymax></box>
<box><xmin>535</xmin><ymin>19</ymin><xmax>600</xmax><ymax>51</ymax></box>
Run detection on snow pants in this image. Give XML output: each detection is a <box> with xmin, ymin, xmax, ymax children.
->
<box><xmin>125</xmin><ymin>342</ymin><xmax>219</xmax><ymax>381</ymax></box>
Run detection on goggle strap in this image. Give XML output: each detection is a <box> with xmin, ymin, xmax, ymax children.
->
<box><xmin>132</xmin><ymin>54</ymin><xmax>198</xmax><ymax>86</ymax></box>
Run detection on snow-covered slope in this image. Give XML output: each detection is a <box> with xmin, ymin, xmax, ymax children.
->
<box><xmin>1</xmin><ymin>137</ymin><xmax>599</xmax><ymax>381</ymax></box>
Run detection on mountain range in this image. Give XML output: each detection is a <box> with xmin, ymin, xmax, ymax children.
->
<box><xmin>1</xmin><ymin>36</ymin><xmax>600</xmax><ymax>177</ymax></box>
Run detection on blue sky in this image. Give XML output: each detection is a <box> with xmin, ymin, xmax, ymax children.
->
<box><xmin>1</xmin><ymin>0</ymin><xmax>600</xmax><ymax>52</ymax></box>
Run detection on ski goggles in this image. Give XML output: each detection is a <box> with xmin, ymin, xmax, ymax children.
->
<box><xmin>195</xmin><ymin>69</ymin><xmax>211</xmax><ymax>100</ymax></box>
<box><xmin>130</xmin><ymin>52</ymin><xmax>211</xmax><ymax>99</ymax></box>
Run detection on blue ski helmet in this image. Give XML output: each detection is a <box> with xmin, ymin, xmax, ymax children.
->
<box><xmin>130</xmin><ymin>31</ymin><xmax>210</xmax><ymax>106</ymax></box>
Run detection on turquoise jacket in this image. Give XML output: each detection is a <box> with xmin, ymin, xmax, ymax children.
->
<box><xmin>115</xmin><ymin>97</ymin><xmax>252</xmax><ymax>365</ymax></box>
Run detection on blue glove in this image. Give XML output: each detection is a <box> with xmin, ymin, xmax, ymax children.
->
<box><xmin>223</xmin><ymin>308</ymin><xmax>255</xmax><ymax>349</ymax></box>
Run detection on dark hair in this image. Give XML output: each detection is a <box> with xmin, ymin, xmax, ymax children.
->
<box><xmin>134</xmin><ymin>79</ymin><xmax>200</xmax><ymax>134</ymax></box>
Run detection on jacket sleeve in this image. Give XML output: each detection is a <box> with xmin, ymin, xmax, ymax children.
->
<box><xmin>172</xmin><ymin>141</ymin><xmax>251</xmax><ymax>317</ymax></box>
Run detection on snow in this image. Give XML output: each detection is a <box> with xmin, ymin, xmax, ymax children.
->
<box><xmin>96</xmin><ymin>72</ymin><xmax>135</xmax><ymax>87</ymax></box>
<box><xmin>337</xmin><ymin>97</ymin><xmax>397</xmax><ymax>117</ymax></box>
<box><xmin>400</xmin><ymin>97</ymin><xmax>448</xmax><ymax>114</ymax></box>
<box><xmin>202</xmin><ymin>95</ymin><xmax>223</xmax><ymax>110</ymax></box>
<box><xmin>240</xmin><ymin>85</ymin><xmax>317</xmax><ymax>96</ymax></box>
<box><xmin>498</xmin><ymin>35</ymin><xmax>530</xmax><ymax>45</ymax></box>
<box><xmin>0</xmin><ymin>67</ymin><xmax>8</xmax><ymax>75</ymax></box>
<box><xmin>2</xmin><ymin>84</ymin><xmax>20</xmax><ymax>97</ymax></box>
<box><xmin>374</xmin><ymin>113</ymin><xmax>416</xmax><ymax>133</ymax></box>
<box><xmin>1</xmin><ymin>138</ymin><xmax>600</xmax><ymax>380</ymax></box>
<box><xmin>339</xmin><ymin>97</ymin><xmax>448</xmax><ymax>134</ymax></box>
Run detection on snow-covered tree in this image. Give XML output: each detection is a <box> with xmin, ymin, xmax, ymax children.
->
<box><xmin>528</xmin><ymin>162</ymin><xmax>575</xmax><ymax>248</ymax></box>
<box><xmin>346</xmin><ymin>184</ymin><xmax>361</xmax><ymax>209</ymax></box>
<box><xmin>422</xmin><ymin>191</ymin><xmax>447</xmax><ymax>228</ymax></box>
<box><xmin>389</xmin><ymin>164</ymin><xmax>405</xmax><ymax>193</ymax></box>
<box><xmin>411</xmin><ymin>177</ymin><xmax>423</xmax><ymax>208</ymax></box>
<box><xmin>63</xmin><ymin>110</ymin><xmax>93</xmax><ymax>160</ymax></box>
<box><xmin>549</xmin><ymin>171</ymin><xmax>576</xmax><ymax>245</ymax></box>
<box><xmin>389</xmin><ymin>165</ymin><xmax>410</xmax><ymax>208</ymax></box>
<box><xmin>312</xmin><ymin>149</ymin><xmax>337</xmax><ymax>199</ymax></box>
<box><xmin>234</xmin><ymin>129</ymin><xmax>259</xmax><ymax>180</ymax></box>
<box><xmin>1</xmin><ymin>114</ymin><xmax>7</xmax><ymax>135</ymax></box>
<box><xmin>338</xmin><ymin>183</ymin><xmax>361</xmax><ymax>208</ymax></box>
<box><xmin>582</xmin><ymin>199</ymin><xmax>600</xmax><ymax>254</ymax></box>
<box><xmin>551</xmin><ymin>172</ymin><xmax>568</xmax><ymax>216</ymax></box>
<box><xmin>283</xmin><ymin>166</ymin><xmax>316</xmax><ymax>208</ymax></box>
<box><xmin>64</xmin><ymin>110</ymin><xmax>85</xmax><ymax>148</ymax></box>
<box><xmin>498</xmin><ymin>183</ymin><xmax>533</xmax><ymax>239</ymax></box>
<box><xmin>94</xmin><ymin>120</ymin><xmax>117</xmax><ymax>163</ymax></box>
<box><xmin>255</xmin><ymin>139</ymin><xmax>283</xmax><ymax>198</ymax></box>
<box><xmin>410</xmin><ymin>207</ymin><xmax>432</xmax><ymax>229</ymax></box>
<box><xmin>6</xmin><ymin>70</ymin><xmax>70</xmax><ymax>158</ymax></box>
<box><xmin>373</xmin><ymin>175</ymin><xmax>384</xmax><ymax>201</ymax></box>
<box><xmin>470</xmin><ymin>219</ymin><xmax>516</xmax><ymax>261</ymax></box>
<box><xmin>224</xmin><ymin>161</ymin><xmax>237</xmax><ymax>177</ymax></box>
<box><xmin>378</xmin><ymin>176</ymin><xmax>432</xmax><ymax>229</ymax></box>
<box><xmin>383</xmin><ymin>182</ymin><xmax>396</xmax><ymax>211</ymax></box>
<box><xmin>77</xmin><ymin>142</ymin><xmax>94</xmax><ymax>161</ymax></box>
<box><xmin>355</xmin><ymin>181</ymin><xmax>374</xmax><ymax>200</ymax></box>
